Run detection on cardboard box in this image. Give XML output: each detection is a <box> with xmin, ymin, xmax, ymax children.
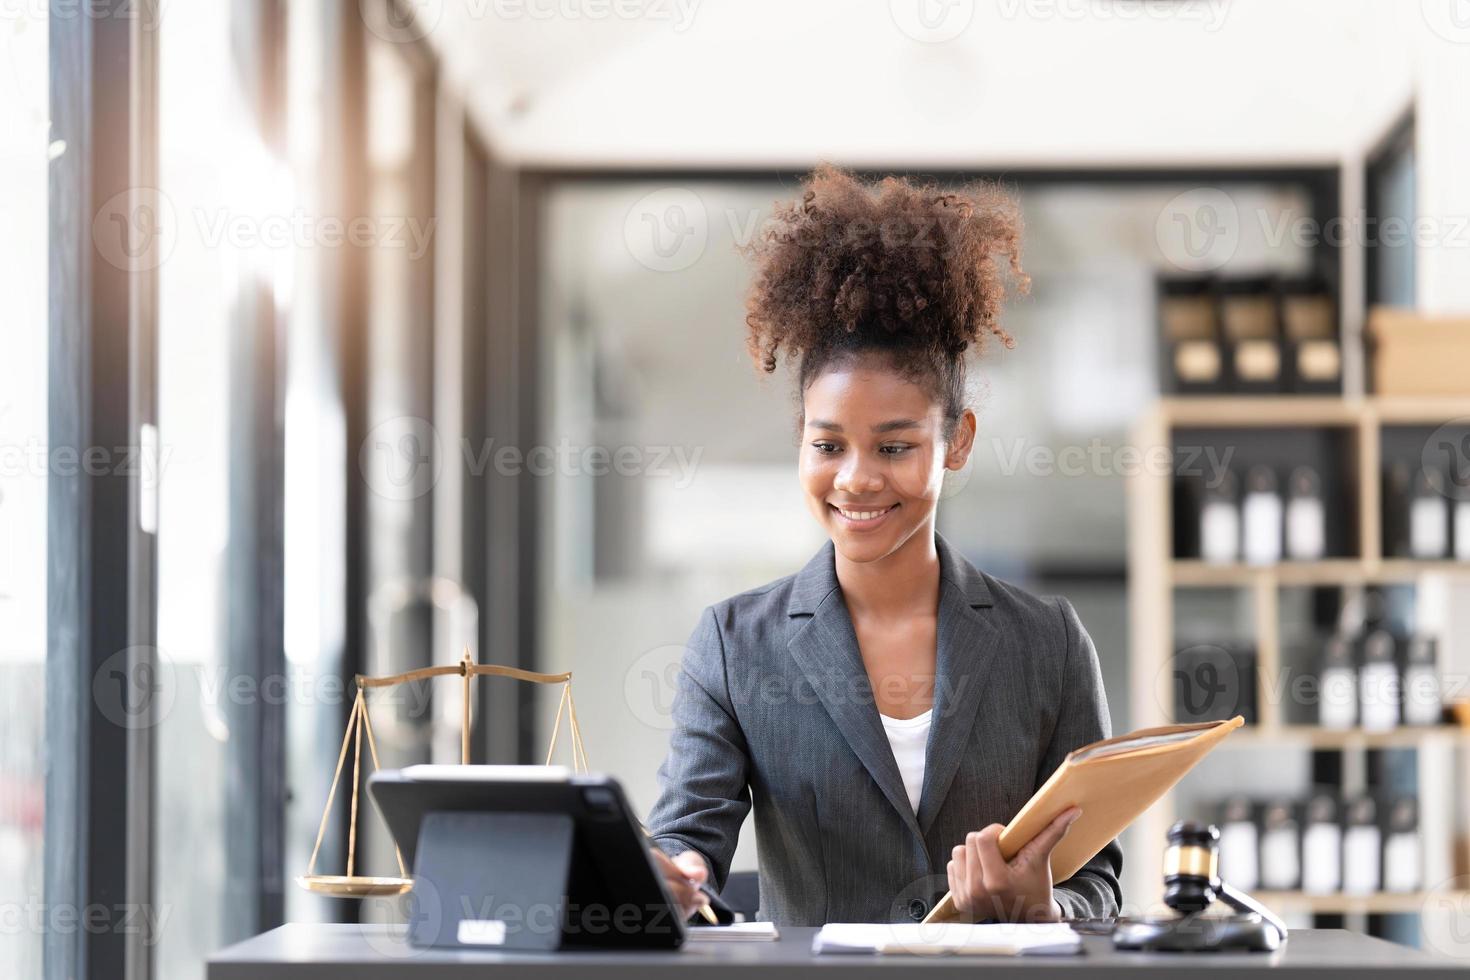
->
<box><xmin>1370</xmin><ymin>307</ymin><xmax>1470</xmax><ymax>396</ymax></box>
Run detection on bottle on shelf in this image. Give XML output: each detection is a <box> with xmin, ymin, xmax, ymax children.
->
<box><xmin>1319</xmin><ymin>634</ymin><xmax>1357</xmax><ymax>730</ymax></box>
<box><xmin>1382</xmin><ymin>797</ymin><xmax>1421</xmax><ymax>894</ymax></box>
<box><xmin>1409</xmin><ymin>467</ymin><xmax>1449</xmax><ymax>560</ymax></box>
<box><xmin>1242</xmin><ymin>465</ymin><xmax>1283</xmax><ymax>566</ymax></box>
<box><xmin>1342</xmin><ymin>797</ymin><xmax>1381</xmax><ymax>896</ymax></box>
<box><xmin>1402</xmin><ymin>635</ymin><xmax>1441</xmax><ymax>728</ymax></box>
<box><xmin>1301</xmin><ymin>793</ymin><xmax>1343</xmax><ymax>895</ymax></box>
<box><xmin>1285</xmin><ymin>465</ymin><xmax>1326</xmax><ymax>561</ymax></box>
<box><xmin>1218</xmin><ymin>796</ymin><xmax>1260</xmax><ymax>892</ymax></box>
<box><xmin>1358</xmin><ymin>630</ymin><xmax>1400</xmax><ymax>733</ymax></box>
<box><xmin>1259</xmin><ymin>801</ymin><xmax>1301</xmax><ymax>891</ymax></box>
<box><xmin>1200</xmin><ymin>469</ymin><xmax>1241</xmax><ymax>565</ymax></box>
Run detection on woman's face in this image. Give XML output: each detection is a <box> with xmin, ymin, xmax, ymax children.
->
<box><xmin>799</xmin><ymin>360</ymin><xmax>975</xmax><ymax>565</ymax></box>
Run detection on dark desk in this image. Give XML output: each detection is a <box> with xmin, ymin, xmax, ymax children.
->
<box><xmin>210</xmin><ymin>924</ymin><xmax>1462</xmax><ymax>980</ymax></box>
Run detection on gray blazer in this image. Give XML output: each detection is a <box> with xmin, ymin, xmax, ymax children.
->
<box><xmin>648</xmin><ymin>533</ymin><xmax>1123</xmax><ymax>925</ymax></box>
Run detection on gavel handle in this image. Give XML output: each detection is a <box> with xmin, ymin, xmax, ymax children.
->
<box><xmin>1218</xmin><ymin>881</ymin><xmax>1289</xmax><ymax>943</ymax></box>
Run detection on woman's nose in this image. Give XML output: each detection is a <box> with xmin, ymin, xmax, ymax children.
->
<box><xmin>833</xmin><ymin>456</ymin><xmax>884</xmax><ymax>494</ymax></box>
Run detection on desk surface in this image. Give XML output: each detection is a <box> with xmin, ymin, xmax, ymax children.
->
<box><xmin>209</xmin><ymin>924</ymin><xmax>1462</xmax><ymax>980</ymax></box>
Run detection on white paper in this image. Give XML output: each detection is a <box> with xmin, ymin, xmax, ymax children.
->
<box><xmin>812</xmin><ymin>922</ymin><xmax>1081</xmax><ymax>956</ymax></box>
<box><xmin>688</xmin><ymin>922</ymin><xmax>781</xmax><ymax>941</ymax></box>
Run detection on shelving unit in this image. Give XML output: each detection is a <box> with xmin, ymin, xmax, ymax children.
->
<box><xmin>1127</xmin><ymin>395</ymin><xmax>1470</xmax><ymax>937</ymax></box>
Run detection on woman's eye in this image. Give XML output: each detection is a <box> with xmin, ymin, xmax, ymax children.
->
<box><xmin>812</xmin><ymin>441</ymin><xmax>841</xmax><ymax>454</ymax></box>
<box><xmin>879</xmin><ymin>444</ymin><xmax>914</xmax><ymax>456</ymax></box>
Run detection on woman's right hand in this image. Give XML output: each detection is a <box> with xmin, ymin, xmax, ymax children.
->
<box><xmin>651</xmin><ymin>847</ymin><xmax>713</xmax><ymax>921</ymax></box>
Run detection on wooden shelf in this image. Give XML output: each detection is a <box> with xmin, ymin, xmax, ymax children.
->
<box><xmin>1254</xmin><ymin>890</ymin><xmax>1470</xmax><ymax>915</ymax></box>
<box><xmin>1158</xmin><ymin>396</ymin><xmax>1470</xmax><ymax>428</ymax></box>
<box><xmin>1222</xmin><ymin>725</ymin><xmax>1470</xmax><ymax>750</ymax></box>
<box><xmin>1170</xmin><ymin>559</ymin><xmax>1470</xmax><ymax>588</ymax></box>
<box><xmin>1159</xmin><ymin>396</ymin><xmax>1362</xmax><ymax>427</ymax></box>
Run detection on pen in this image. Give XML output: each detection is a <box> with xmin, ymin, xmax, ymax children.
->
<box><xmin>690</xmin><ymin>881</ymin><xmax>720</xmax><ymax>925</ymax></box>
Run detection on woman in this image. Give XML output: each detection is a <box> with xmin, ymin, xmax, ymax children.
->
<box><xmin>647</xmin><ymin>166</ymin><xmax>1122</xmax><ymax>926</ymax></box>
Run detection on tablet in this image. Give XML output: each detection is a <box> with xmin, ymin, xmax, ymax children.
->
<box><xmin>368</xmin><ymin>766</ymin><xmax>686</xmax><ymax>950</ymax></box>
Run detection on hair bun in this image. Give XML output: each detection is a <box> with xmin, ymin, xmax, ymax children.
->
<box><xmin>744</xmin><ymin>164</ymin><xmax>1029</xmax><ymax>374</ymax></box>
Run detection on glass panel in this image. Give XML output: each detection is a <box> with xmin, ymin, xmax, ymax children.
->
<box><xmin>0</xmin><ymin>7</ymin><xmax>49</xmax><ymax>977</ymax></box>
<box><xmin>155</xmin><ymin>1</ymin><xmax>282</xmax><ymax>973</ymax></box>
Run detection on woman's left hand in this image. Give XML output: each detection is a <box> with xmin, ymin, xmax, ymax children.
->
<box><xmin>946</xmin><ymin>807</ymin><xmax>1082</xmax><ymax>923</ymax></box>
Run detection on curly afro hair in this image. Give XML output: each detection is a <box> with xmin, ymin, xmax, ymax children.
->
<box><xmin>743</xmin><ymin>164</ymin><xmax>1029</xmax><ymax>434</ymax></box>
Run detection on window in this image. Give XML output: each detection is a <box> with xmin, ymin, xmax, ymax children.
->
<box><xmin>0</xmin><ymin>7</ymin><xmax>48</xmax><ymax>977</ymax></box>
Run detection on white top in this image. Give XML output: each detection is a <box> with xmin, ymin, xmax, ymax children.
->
<box><xmin>879</xmin><ymin>708</ymin><xmax>932</xmax><ymax>814</ymax></box>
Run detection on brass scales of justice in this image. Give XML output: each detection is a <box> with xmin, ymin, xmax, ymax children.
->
<box><xmin>296</xmin><ymin>648</ymin><xmax>591</xmax><ymax>898</ymax></box>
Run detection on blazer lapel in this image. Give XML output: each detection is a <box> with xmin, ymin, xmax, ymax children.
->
<box><xmin>786</xmin><ymin>543</ymin><xmax>923</xmax><ymax>841</ymax></box>
<box><xmin>915</xmin><ymin>535</ymin><xmax>998</xmax><ymax>834</ymax></box>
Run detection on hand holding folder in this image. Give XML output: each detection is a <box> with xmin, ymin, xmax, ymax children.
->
<box><xmin>925</xmin><ymin>716</ymin><xmax>1245</xmax><ymax>924</ymax></box>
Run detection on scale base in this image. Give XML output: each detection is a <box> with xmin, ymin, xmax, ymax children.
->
<box><xmin>295</xmin><ymin>875</ymin><xmax>414</xmax><ymax>898</ymax></box>
<box><xmin>1113</xmin><ymin>912</ymin><xmax>1281</xmax><ymax>953</ymax></box>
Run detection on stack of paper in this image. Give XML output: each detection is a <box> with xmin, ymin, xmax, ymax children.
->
<box><xmin>686</xmin><ymin>922</ymin><xmax>781</xmax><ymax>942</ymax></box>
<box><xmin>812</xmin><ymin>922</ymin><xmax>1081</xmax><ymax>956</ymax></box>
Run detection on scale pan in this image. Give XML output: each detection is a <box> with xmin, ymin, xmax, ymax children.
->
<box><xmin>295</xmin><ymin>875</ymin><xmax>414</xmax><ymax>897</ymax></box>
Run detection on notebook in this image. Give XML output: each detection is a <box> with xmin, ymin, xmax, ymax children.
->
<box><xmin>924</xmin><ymin>715</ymin><xmax>1245</xmax><ymax>924</ymax></box>
<box><xmin>687</xmin><ymin>921</ymin><xmax>781</xmax><ymax>941</ymax></box>
<box><xmin>813</xmin><ymin>922</ymin><xmax>1081</xmax><ymax>956</ymax></box>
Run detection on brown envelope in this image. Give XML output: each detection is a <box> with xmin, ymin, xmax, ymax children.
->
<box><xmin>924</xmin><ymin>716</ymin><xmax>1245</xmax><ymax>924</ymax></box>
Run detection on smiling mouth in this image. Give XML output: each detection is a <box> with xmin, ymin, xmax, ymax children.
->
<box><xmin>829</xmin><ymin>503</ymin><xmax>899</xmax><ymax>529</ymax></box>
